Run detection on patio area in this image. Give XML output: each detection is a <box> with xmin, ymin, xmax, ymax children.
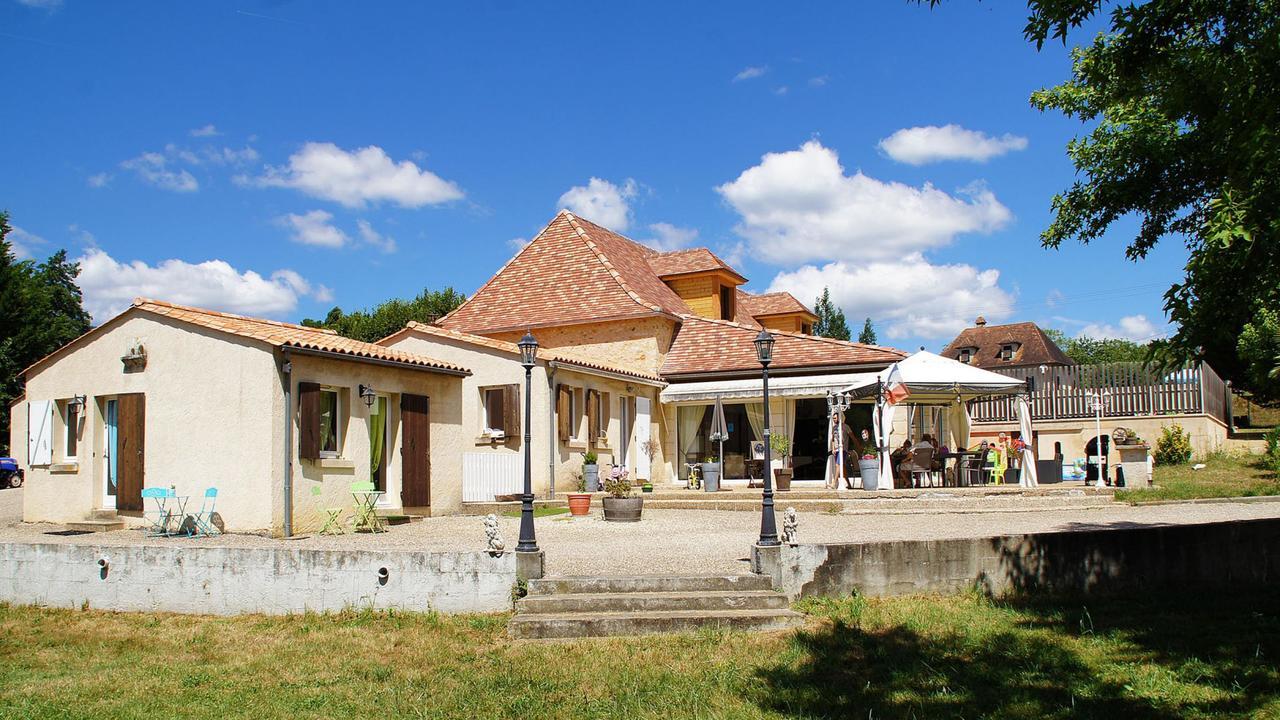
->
<box><xmin>5</xmin><ymin>486</ymin><xmax>1280</xmax><ymax>576</ymax></box>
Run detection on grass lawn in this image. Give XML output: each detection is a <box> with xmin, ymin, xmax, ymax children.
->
<box><xmin>1117</xmin><ymin>452</ymin><xmax>1280</xmax><ymax>503</ymax></box>
<box><xmin>501</xmin><ymin>506</ymin><xmax>570</xmax><ymax>519</ymax></box>
<box><xmin>3</xmin><ymin>588</ymin><xmax>1279</xmax><ymax>719</ymax></box>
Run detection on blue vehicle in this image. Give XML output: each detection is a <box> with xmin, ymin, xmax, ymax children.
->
<box><xmin>0</xmin><ymin>457</ymin><xmax>23</xmax><ymax>489</ymax></box>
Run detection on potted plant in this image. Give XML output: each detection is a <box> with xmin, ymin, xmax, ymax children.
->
<box><xmin>582</xmin><ymin>451</ymin><xmax>600</xmax><ymax>492</ymax></box>
<box><xmin>855</xmin><ymin>430</ymin><xmax>879</xmax><ymax>490</ymax></box>
<box><xmin>770</xmin><ymin>435</ymin><xmax>793</xmax><ymax>491</ymax></box>
<box><xmin>640</xmin><ymin>439</ymin><xmax>659</xmax><ymax>493</ymax></box>
<box><xmin>601</xmin><ymin>465</ymin><xmax>642</xmax><ymax>522</ymax></box>
<box><xmin>701</xmin><ymin>455</ymin><xmax>721</xmax><ymax>492</ymax></box>
<box><xmin>566</xmin><ymin>471</ymin><xmax>592</xmax><ymax>516</ymax></box>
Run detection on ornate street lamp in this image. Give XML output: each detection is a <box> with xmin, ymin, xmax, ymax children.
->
<box><xmin>516</xmin><ymin>331</ymin><xmax>539</xmax><ymax>553</ymax></box>
<box><xmin>754</xmin><ymin>329</ymin><xmax>779</xmax><ymax>547</ymax></box>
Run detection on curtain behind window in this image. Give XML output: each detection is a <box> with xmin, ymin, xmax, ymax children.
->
<box><xmin>369</xmin><ymin>397</ymin><xmax>386</xmax><ymax>478</ymax></box>
<box><xmin>677</xmin><ymin>405</ymin><xmax>707</xmax><ymax>474</ymax></box>
<box><xmin>319</xmin><ymin>393</ymin><xmax>336</xmax><ymax>452</ymax></box>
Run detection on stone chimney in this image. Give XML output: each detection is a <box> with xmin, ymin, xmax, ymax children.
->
<box><xmin>975</xmin><ymin>315</ymin><xmax>987</xmax><ymax>327</ymax></box>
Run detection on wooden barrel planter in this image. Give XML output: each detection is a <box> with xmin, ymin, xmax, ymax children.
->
<box><xmin>602</xmin><ymin>496</ymin><xmax>643</xmax><ymax>522</ymax></box>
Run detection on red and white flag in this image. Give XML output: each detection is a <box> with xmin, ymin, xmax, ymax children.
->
<box><xmin>884</xmin><ymin>364</ymin><xmax>910</xmax><ymax>405</ymax></box>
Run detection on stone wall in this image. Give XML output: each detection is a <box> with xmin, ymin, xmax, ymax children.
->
<box><xmin>754</xmin><ymin>518</ymin><xmax>1280</xmax><ymax>599</ymax></box>
<box><xmin>0</xmin><ymin>542</ymin><xmax>516</xmax><ymax>615</ymax></box>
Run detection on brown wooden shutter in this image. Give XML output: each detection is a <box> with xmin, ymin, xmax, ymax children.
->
<box><xmin>116</xmin><ymin>393</ymin><xmax>145</xmax><ymax>512</ymax></box>
<box><xmin>587</xmin><ymin>389</ymin><xmax>600</xmax><ymax>442</ymax></box>
<box><xmin>298</xmin><ymin>382</ymin><xmax>321</xmax><ymax>460</ymax></box>
<box><xmin>556</xmin><ymin>385</ymin><xmax>571</xmax><ymax>442</ymax></box>
<box><xmin>601</xmin><ymin>392</ymin><xmax>611</xmax><ymax>440</ymax></box>
<box><xmin>400</xmin><ymin>393</ymin><xmax>431</xmax><ymax>507</ymax></box>
<box><xmin>503</xmin><ymin>384</ymin><xmax>520</xmax><ymax>438</ymax></box>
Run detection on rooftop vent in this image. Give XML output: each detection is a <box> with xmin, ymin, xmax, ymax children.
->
<box><xmin>975</xmin><ymin>316</ymin><xmax>987</xmax><ymax>326</ymax></box>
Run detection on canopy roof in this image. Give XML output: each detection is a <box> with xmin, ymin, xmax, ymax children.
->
<box><xmin>661</xmin><ymin>372</ymin><xmax>877</xmax><ymax>404</ymax></box>
<box><xmin>843</xmin><ymin>351</ymin><xmax>1027</xmax><ymax>403</ymax></box>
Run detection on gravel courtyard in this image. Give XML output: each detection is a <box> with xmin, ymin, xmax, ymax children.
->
<box><xmin>4</xmin><ymin>487</ymin><xmax>1280</xmax><ymax>575</ymax></box>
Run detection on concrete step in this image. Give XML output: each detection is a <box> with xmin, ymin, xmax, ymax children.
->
<box><xmin>65</xmin><ymin>518</ymin><xmax>126</xmax><ymax>533</ymax></box>
<box><xmin>89</xmin><ymin>509</ymin><xmax>120</xmax><ymax>520</ymax></box>
<box><xmin>518</xmin><ymin>589</ymin><xmax>789</xmax><ymax>615</ymax></box>
<box><xmin>527</xmin><ymin>574</ymin><xmax>773</xmax><ymax>596</ymax></box>
<box><xmin>508</xmin><ymin>608</ymin><xmax>805</xmax><ymax>639</ymax></box>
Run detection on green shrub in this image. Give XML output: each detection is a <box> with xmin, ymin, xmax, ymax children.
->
<box><xmin>1264</xmin><ymin>426</ymin><xmax>1280</xmax><ymax>474</ymax></box>
<box><xmin>1154</xmin><ymin>423</ymin><xmax>1193</xmax><ymax>466</ymax></box>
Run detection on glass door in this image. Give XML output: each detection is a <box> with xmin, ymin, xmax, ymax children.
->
<box><xmin>103</xmin><ymin>398</ymin><xmax>118</xmax><ymax>509</ymax></box>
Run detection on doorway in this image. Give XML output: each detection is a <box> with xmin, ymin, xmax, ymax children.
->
<box><xmin>102</xmin><ymin>398</ymin><xmax>117</xmax><ymax>510</ymax></box>
<box><xmin>400</xmin><ymin>394</ymin><xmax>430</xmax><ymax>508</ymax></box>
<box><xmin>103</xmin><ymin>393</ymin><xmax>145</xmax><ymax>511</ymax></box>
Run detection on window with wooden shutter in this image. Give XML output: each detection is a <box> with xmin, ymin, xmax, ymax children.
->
<box><xmin>483</xmin><ymin>387</ymin><xmax>505</xmax><ymax>435</ymax></box>
<box><xmin>600</xmin><ymin>392</ymin><xmax>611</xmax><ymax>441</ymax></box>
<box><xmin>556</xmin><ymin>385</ymin><xmax>571</xmax><ymax>442</ymax></box>
<box><xmin>502</xmin><ymin>384</ymin><xmax>520</xmax><ymax>439</ymax></box>
<box><xmin>586</xmin><ymin>389</ymin><xmax>600</xmax><ymax>442</ymax></box>
<box><xmin>298</xmin><ymin>382</ymin><xmax>321</xmax><ymax>460</ymax></box>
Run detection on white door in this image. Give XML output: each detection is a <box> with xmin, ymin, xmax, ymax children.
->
<box><xmin>634</xmin><ymin>397</ymin><xmax>651</xmax><ymax>480</ymax></box>
<box><xmin>103</xmin><ymin>398</ymin><xmax>118</xmax><ymax>510</ymax></box>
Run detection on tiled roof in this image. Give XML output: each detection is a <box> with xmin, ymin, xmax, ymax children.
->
<box><xmin>661</xmin><ymin>315</ymin><xmax>907</xmax><ymax>377</ymax></box>
<box><xmin>438</xmin><ymin>211</ymin><xmax>690</xmax><ymax>334</ymax></box>
<box><xmin>941</xmin><ymin>321</ymin><xmax>1074</xmax><ymax>369</ymax></box>
<box><xmin>385</xmin><ymin>322</ymin><xmax>666</xmax><ymax>384</ymax></box>
<box><xmin>739</xmin><ymin>291</ymin><xmax>816</xmax><ymax>319</ymax></box>
<box><xmin>646</xmin><ymin>248</ymin><xmax>746</xmax><ymax>282</ymax></box>
<box><xmin>134</xmin><ymin>299</ymin><xmax>471</xmax><ymax>374</ymax></box>
<box><xmin>733</xmin><ymin>289</ymin><xmax>763</xmax><ymax>327</ymax></box>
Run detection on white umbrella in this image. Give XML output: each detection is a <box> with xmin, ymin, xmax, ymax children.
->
<box><xmin>709</xmin><ymin>397</ymin><xmax>729</xmax><ymax>483</ymax></box>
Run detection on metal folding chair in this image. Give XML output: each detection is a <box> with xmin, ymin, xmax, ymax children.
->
<box><xmin>193</xmin><ymin>488</ymin><xmax>220</xmax><ymax>536</ymax></box>
<box><xmin>141</xmin><ymin>487</ymin><xmax>173</xmax><ymax>536</ymax></box>
<box><xmin>312</xmin><ymin>485</ymin><xmax>345</xmax><ymax>535</ymax></box>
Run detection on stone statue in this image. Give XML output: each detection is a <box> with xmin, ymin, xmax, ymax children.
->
<box><xmin>781</xmin><ymin>507</ymin><xmax>798</xmax><ymax>544</ymax></box>
<box><xmin>484</xmin><ymin>514</ymin><xmax>505</xmax><ymax>556</ymax></box>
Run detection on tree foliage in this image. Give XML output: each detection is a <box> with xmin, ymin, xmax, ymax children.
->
<box><xmin>812</xmin><ymin>288</ymin><xmax>850</xmax><ymax>341</ymax></box>
<box><xmin>301</xmin><ymin>287</ymin><xmax>467</xmax><ymax>344</ymax></box>
<box><xmin>1043</xmin><ymin>327</ymin><xmax>1150</xmax><ymax>366</ymax></box>
<box><xmin>1237</xmin><ymin>306</ymin><xmax>1280</xmax><ymax>401</ymax></box>
<box><xmin>0</xmin><ymin>211</ymin><xmax>93</xmax><ymax>456</ymax></box>
<box><xmin>858</xmin><ymin>317</ymin><xmax>878</xmax><ymax>345</ymax></box>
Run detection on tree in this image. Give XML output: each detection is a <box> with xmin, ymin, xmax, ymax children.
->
<box><xmin>1237</xmin><ymin>306</ymin><xmax>1280</xmax><ymax>401</ymax></box>
<box><xmin>302</xmin><ymin>287</ymin><xmax>467</xmax><ymax>343</ymax></box>
<box><xmin>1044</xmin><ymin>327</ymin><xmax>1150</xmax><ymax>366</ymax></box>
<box><xmin>922</xmin><ymin>0</ymin><xmax>1280</xmax><ymax>400</ymax></box>
<box><xmin>857</xmin><ymin>317</ymin><xmax>878</xmax><ymax>345</ymax></box>
<box><xmin>0</xmin><ymin>211</ymin><xmax>93</xmax><ymax>455</ymax></box>
<box><xmin>812</xmin><ymin>287</ymin><xmax>850</xmax><ymax>341</ymax></box>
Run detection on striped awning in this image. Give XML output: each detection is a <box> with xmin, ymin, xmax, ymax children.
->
<box><xmin>659</xmin><ymin>372</ymin><xmax>878</xmax><ymax>404</ymax></box>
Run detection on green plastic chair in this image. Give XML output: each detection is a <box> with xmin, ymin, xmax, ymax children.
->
<box><xmin>312</xmin><ymin>486</ymin><xmax>345</xmax><ymax>535</ymax></box>
<box><xmin>350</xmin><ymin>481</ymin><xmax>386</xmax><ymax>533</ymax></box>
<box><xmin>988</xmin><ymin>447</ymin><xmax>1008</xmax><ymax>485</ymax></box>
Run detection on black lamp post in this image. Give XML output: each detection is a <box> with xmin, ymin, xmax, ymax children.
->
<box><xmin>516</xmin><ymin>331</ymin><xmax>539</xmax><ymax>553</ymax></box>
<box><xmin>754</xmin><ymin>329</ymin><xmax>779</xmax><ymax>547</ymax></box>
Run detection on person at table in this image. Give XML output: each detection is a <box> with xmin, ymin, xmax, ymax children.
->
<box><xmin>892</xmin><ymin>439</ymin><xmax>914</xmax><ymax>484</ymax></box>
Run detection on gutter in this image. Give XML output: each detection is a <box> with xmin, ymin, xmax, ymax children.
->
<box><xmin>546</xmin><ymin>359</ymin><xmax>666</xmax><ymax>387</ymax></box>
<box><xmin>283</xmin><ymin>345</ymin><xmax>471</xmax><ymax>377</ymax></box>
<box><xmin>280</xmin><ymin>349</ymin><xmax>294</xmax><ymax>538</ymax></box>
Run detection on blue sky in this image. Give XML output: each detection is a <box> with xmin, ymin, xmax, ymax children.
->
<box><xmin>1</xmin><ymin>1</ymin><xmax>1187</xmax><ymax>351</ymax></box>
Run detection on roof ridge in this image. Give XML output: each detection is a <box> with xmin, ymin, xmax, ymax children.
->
<box><xmin>563</xmin><ymin>212</ymin><xmax>665</xmax><ymax>314</ymax></box>
<box><xmin>133</xmin><ymin>298</ymin><xmax>339</xmax><ymax>335</ymax></box>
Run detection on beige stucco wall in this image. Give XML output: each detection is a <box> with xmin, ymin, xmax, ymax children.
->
<box><xmin>15</xmin><ymin>314</ymin><xmax>278</xmax><ymax>530</ymax></box>
<box><xmin>277</xmin><ymin>353</ymin><xmax>465</xmax><ymax>533</ymax></box>
<box><xmin>972</xmin><ymin>414</ymin><xmax>1228</xmax><ymax>463</ymax></box>
<box><xmin>487</xmin><ymin>316</ymin><xmax>676</xmax><ymax>378</ymax></box>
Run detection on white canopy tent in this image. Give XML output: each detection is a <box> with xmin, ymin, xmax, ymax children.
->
<box><xmin>842</xmin><ymin>351</ymin><xmax>1038</xmax><ymax>490</ymax></box>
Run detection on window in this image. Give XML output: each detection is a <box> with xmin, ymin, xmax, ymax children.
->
<box><xmin>64</xmin><ymin>401</ymin><xmax>78</xmax><ymax>459</ymax></box>
<box><xmin>319</xmin><ymin>389</ymin><xmax>341</xmax><ymax>457</ymax></box>
<box><xmin>587</xmin><ymin>389</ymin><xmax>610</xmax><ymax>443</ymax></box>
<box><xmin>720</xmin><ymin>285</ymin><xmax>736</xmax><ymax>321</ymax></box>
<box><xmin>958</xmin><ymin>349</ymin><xmax>973</xmax><ymax>364</ymax></box>
<box><xmin>802</xmin><ymin>322</ymin><xmax>813</xmax><ymax>335</ymax></box>
<box><xmin>483</xmin><ymin>388</ymin><xmax>505</xmax><ymax>436</ymax></box>
<box><xmin>481</xmin><ymin>385</ymin><xmax>519</xmax><ymax>438</ymax></box>
<box><xmin>1000</xmin><ymin>343</ymin><xmax>1019</xmax><ymax>361</ymax></box>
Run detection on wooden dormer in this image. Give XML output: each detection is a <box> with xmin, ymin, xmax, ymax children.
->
<box><xmin>647</xmin><ymin>249</ymin><xmax>747</xmax><ymax>321</ymax></box>
<box><xmin>738</xmin><ymin>292</ymin><xmax>819</xmax><ymax>334</ymax></box>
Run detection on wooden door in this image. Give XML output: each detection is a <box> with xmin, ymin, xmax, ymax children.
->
<box><xmin>116</xmin><ymin>393</ymin><xmax>145</xmax><ymax>511</ymax></box>
<box><xmin>400</xmin><ymin>394</ymin><xmax>430</xmax><ymax>507</ymax></box>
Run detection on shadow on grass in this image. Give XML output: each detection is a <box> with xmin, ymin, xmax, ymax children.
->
<box><xmin>753</xmin><ymin>588</ymin><xmax>1280</xmax><ymax>719</ymax></box>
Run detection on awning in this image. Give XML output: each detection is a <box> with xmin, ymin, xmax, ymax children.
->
<box><xmin>843</xmin><ymin>351</ymin><xmax>1027</xmax><ymax>402</ymax></box>
<box><xmin>660</xmin><ymin>372</ymin><xmax>878</xmax><ymax>404</ymax></box>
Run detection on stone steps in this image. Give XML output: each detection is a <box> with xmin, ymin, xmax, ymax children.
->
<box><xmin>65</xmin><ymin>518</ymin><xmax>126</xmax><ymax>533</ymax></box>
<box><xmin>510</xmin><ymin>574</ymin><xmax>804</xmax><ymax>639</ymax></box>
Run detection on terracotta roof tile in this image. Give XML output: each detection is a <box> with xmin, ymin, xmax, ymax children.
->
<box><xmin>941</xmin><ymin>321</ymin><xmax>1074</xmax><ymax>369</ymax></box>
<box><xmin>385</xmin><ymin>322</ymin><xmax>666</xmax><ymax>384</ymax></box>
<box><xmin>438</xmin><ymin>211</ymin><xmax>690</xmax><ymax>334</ymax></box>
<box><xmin>646</xmin><ymin>248</ymin><xmax>746</xmax><ymax>282</ymax></box>
<box><xmin>739</xmin><ymin>291</ymin><xmax>816</xmax><ymax>319</ymax></box>
<box><xmin>661</xmin><ymin>315</ymin><xmax>906</xmax><ymax>377</ymax></box>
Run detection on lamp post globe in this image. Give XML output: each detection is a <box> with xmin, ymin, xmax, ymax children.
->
<box><xmin>516</xmin><ymin>331</ymin><xmax>539</xmax><ymax>552</ymax></box>
<box><xmin>754</xmin><ymin>330</ymin><xmax>779</xmax><ymax>547</ymax></box>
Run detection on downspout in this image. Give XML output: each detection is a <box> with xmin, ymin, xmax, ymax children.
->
<box><xmin>281</xmin><ymin>349</ymin><xmax>294</xmax><ymax>538</ymax></box>
<box><xmin>546</xmin><ymin>363</ymin><xmax>557</xmax><ymax>499</ymax></box>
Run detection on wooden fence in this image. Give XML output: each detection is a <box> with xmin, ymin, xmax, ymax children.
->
<box><xmin>970</xmin><ymin>362</ymin><xmax>1231</xmax><ymax>426</ymax></box>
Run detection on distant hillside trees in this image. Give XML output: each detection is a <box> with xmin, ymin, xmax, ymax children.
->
<box><xmin>813</xmin><ymin>288</ymin><xmax>851</xmax><ymax>341</ymax></box>
<box><xmin>302</xmin><ymin>287</ymin><xmax>466</xmax><ymax>343</ymax></box>
<box><xmin>0</xmin><ymin>211</ymin><xmax>92</xmax><ymax>455</ymax></box>
<box><xmin>1044</xmin><ymin>328</ymin><xmax>1149</xmax><ymax>366</ymax></box>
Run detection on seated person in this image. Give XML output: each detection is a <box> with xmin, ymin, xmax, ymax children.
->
<box><xmin>893</xmin><ymin>439</ymin><xmax>915</xmax><ymax>482</ymax></box>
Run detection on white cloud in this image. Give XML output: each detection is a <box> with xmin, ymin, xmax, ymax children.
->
<box><xmin>8</xmin><ymin>226</ymin><xmax>46</xmax><ymax>260</ymax></box>
<box><xmin>356</xmin><ymin>219</ymin><xmax>397</xmax><ymax>254</ymax></box>
<box><xmin>733</xmin><ymin>66</ymin><xmax>767</xmax><ymax>82</ymax></box>
<box><xmin>644</xmin><ymin>222</ymin><xmax>699</xmax><ymax>251</ymax></box>
<box><xmin>878</xmin><ymin>124</ymin><xmax>1029</xmax><ymax>165</ymax></box>
<box><xmin>75</xmin><ymin>248</ymin><xmax>327</xmax><ymax>321</ymax></box>
<box><xmin>87</xmin><ymin>172</ymin><xmax>112</xmax><ymax>188</ymax></box>
<box><xmin>277</xmin><ymin>210</ymin><xmax>349</xmax><ymax>248</ymax></box>
<box><xmin>189</xmin><ymin>124</ymin><xmax>221</xmax><ymax>137</ymax></box>
<box><xmin>507</xmin><ymin>237</ymin><xmax>530</xmax><ymax>251</ymax></box>
<box><xmin>16</xmin><ymin>0</ymin><xmax>62</xmax><ymax>8</ymax></box>
<box><xmin>773</xmin><ymin>86</ymin><xmax>789</xmax><ymax>96</ymax></box>
<box><xmin>120</xmin><ymin>152</ymin><xmax>199</xmax><ymax>192</ymax></box>
<box><xmin>250</xmin><ymin>142</ymin><xmax>464</xmax><ymax>208</ymax></box>
<box><xmin>557</xmin><ymin>177</ymin><xmax>637</xmax><ymax>231</ymax></box>
<box><xmin>1078</xmin><ymin>314</ymin><xmax>1163</xmax><ymax>342</ymax></box>
<box><xmin>808</xmin><ymin>75</ymin><xmax>829</xmax><ymax>87</ymax></box>
<box><xmin>716</xmin><ymin>140</ymin><xmax>1012</xmax><ymax>265</ymax></box>
<box><xmin>767</xmin><ymin>254</ymin><xmax>1015</xmax><ymax>340</ymax></box>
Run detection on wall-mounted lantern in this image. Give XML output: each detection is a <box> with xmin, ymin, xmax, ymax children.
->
<box><xmin>358</xmin><ymin>384</ymin><xmax>376</xmax><ymax>408</ymax></box>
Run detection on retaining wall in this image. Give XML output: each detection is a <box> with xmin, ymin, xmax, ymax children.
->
<box><xmin>753</xmin><ymin>518</ymin><xmax>1279</xmax><ymax>599</ymax></box>
<box><xmin>0</xmin><ymin>543</ymin><xmax>516</xmax><ymax>615</ymax></box>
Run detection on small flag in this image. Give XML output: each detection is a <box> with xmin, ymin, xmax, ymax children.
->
<box><xmin>884</xmin><ymin>364</ymin><xmax>910</xmax><ymax>405</ymax></box>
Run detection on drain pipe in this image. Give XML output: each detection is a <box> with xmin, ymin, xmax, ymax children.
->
<box><xmin>546</xmin><ymin>362</ymin><xmax>557</xmax><ymax>499</ymax></box>
<box><xmin>281</xmin><ymin>349</ymin><xmax>294</xmax><ymax>538</ymax></box>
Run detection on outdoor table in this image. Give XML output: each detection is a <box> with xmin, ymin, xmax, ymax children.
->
<box><xmin>352</xmin><ymin>489</ymin><xmax>387</xmax><ymax>533</ymax></box>
<box><xmin>938</xmin><ymin>452</ymin><xmax>981</xmax><ymax>486</ymax></box>
<box><xmin>167</xmin><ymin>495</ymin><xmax>190</xmax><ymax>536</ymax></box>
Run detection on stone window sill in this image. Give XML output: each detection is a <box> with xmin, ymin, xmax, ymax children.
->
<box><xmin>566</xmin><ymin>439</ymin><xmax>588</xmax><ymax>451</ymax></box>
<box><xmin>316</xmin><ymin>458</ymin><xmax>356</xmax><ymax>470</ymax></box>
<box><xmin>475</xmin><ymin>434</ymin><xmax>513</xmax><ymax>446</ymax></box>
<box><xmin>50</xmin><ymin>462</ymin><xmax>79</xmax><ymax>474</ymax></box>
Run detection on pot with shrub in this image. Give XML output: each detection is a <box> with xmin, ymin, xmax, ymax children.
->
<box><xmin>566</xmin><ymin>471</ymin><xmax>592</xmax><ymax>516</ymax></box>
<box><xmin>853</xmin><ymin>429</ymin><xmax>879</xmax><ymax>490</ymax></box>
<box><xmin>601</xmin><ymin>465</ymin><xmax>642</xmax><ymax>522</ymax></box>
<box><xmin>640</xmin><ymin>439</ymin><xmax>659</xmax><ymax>493</ymax></box>
<box><xmin>582</xmin><ymin>451</ymin><xmax>600</xmax><ymax>492</ymax></box>
<box><xmin>770</xmin><ymin>434</ymin><xmax>793</xmax><ymax>491</ymax></box>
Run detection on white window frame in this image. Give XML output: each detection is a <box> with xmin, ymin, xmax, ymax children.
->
<box><xmin>481</xmin><ymin>386</ymin><xmax>506</xmax><ymax>438</ymax></box>
<box><xmin>958</xmin><ymin>349</ymin><xmax>973</xmax><ymax>364</ymax></box>
<box><xmin>63</xmin><ymin>399</ymin><xmax>79</xmax><ymax>461</ymax></box>
<box><xmin>1000</xmin><ymin>343</ymin><xmax>1018</xmax><ymax>361</ymax></box>
<box><xmin>318</xmin><ymin>387</ymin><xmax>344</xmax><ymax>459</ymax></box>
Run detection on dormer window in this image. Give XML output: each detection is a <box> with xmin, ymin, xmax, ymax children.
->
<box><xmin>999</xmin><ymin>343</ymin><xmax>1020</xmax><ymax>361</ymax></box>
<box><xmin>720</xmin><ymin>285</ymin><xmax>736</xmax><ymax>321</ymax></box>
<box><xmin>957</xmin><ymin>348</ymin><xmax>974</xmax><ymax>364</ymax></box>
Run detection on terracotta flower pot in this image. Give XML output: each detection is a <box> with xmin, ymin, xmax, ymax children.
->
<box><xmin>774</xmin><ymin>468</ymin><xmax>792</xmax><ymax>491</ymax></box>
<box><xmin>567</xmin><ymin>493</ymin><xmax>592</xmax><ymax>516</ymax></box>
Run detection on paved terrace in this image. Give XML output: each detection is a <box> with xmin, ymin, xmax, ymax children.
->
<box><xmin>3</xmin><ymin>487</ymin><xmax>1280</xmax><ymax>576</ymax></box>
